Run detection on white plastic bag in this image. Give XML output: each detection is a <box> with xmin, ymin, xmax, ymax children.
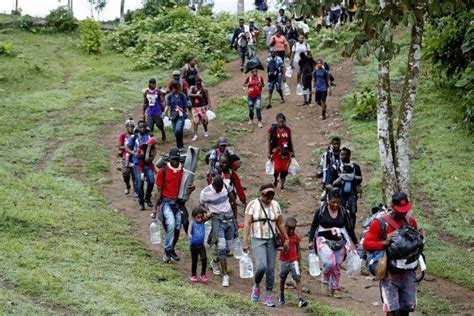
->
<box><xmin>184</xmin><ymin>118</ymin><xmax>192</xmax><ymax>130</ymax></box>
<box><xmin>265</xmin><ymin>160</ymin><xmax>274</xmax><ymax>175</ymax></box>
<box><xmin>163</xmin><ymin>116</ymin><xmax>172</xmax><ymax>127</ymax></box>
<box><xmin>285</xmin><ymin>67</ymin><xmax>293</xmax><ymax>78</ymax></box>
<box><xmin>308</xmin><ymin>250</ymin><xmax>321</xmax><ymax>277</ymax></box>
<box><xmin>284</xmin><ymin>83</ymin><xmax>291</xmax><ymax>96</ymax></box>
<box><xmin>206</xmin><ymin>109</ymin><xmax>216</xmax><ymax>120</ymax></box>
<box><xmin>346</xmin><ymin>250</ymin><xmax>362</xmax><ymax>277</ymax></box>
<box><xmin>288</xmin><ymin>158</ymin><xmax>300</xmax><ymax>176</ymax></box>
<box><xmin>296</xmin><ymin>83</ymin><xmax>304</xmax><ymax>96</ymax></box>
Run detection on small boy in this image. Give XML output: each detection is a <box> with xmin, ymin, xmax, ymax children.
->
<box><xmin>188</xmin><ymin>206</ymin><xmax>211</xmax><ymax>283</ymax></box>
<box><xmin>279</xmin><ymin>217</ymin><xmax>308</xmax><ymax>307</ymax></box>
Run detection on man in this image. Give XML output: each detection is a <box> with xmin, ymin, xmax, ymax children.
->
<box><xmin>166</xmin><ymin>70</ymin><xmax>188</xmax><ymax>95</ymax></box>
<box><xmin>339</xmin><ymin>147</ymin><xmax>362</xmax><ymax>226</ymax></box>
<box><xmin>214</xmin><ymin>154</ymin><xmax>247</xmax><ymax>210</ymax></box>
<box><xmin>126</xmin><ymin>120</ymin><xmax>155</xmax><ymax>210</ymax></box>
<box><xmin>247</xmin><ymin>18</ymin><xmax>260</xmax><ymax>58</ymax></box>
<box><xmin>200</xmin><ymin>175</ymin><xmax>238</xmax><ymax>287</ymax></box>
<box><xmin>188</xmin><ymin>77</ymin><xmax>211</xmax><ymax>141</ymax></box>
<box><xmin>266</xmin><ymin>48</ymin><xmax>286</xmax><ymax>109</ymax></box>
<box><xmin>143</xmin><ymin>78</ymin><xmax>166</xmax><ymax>141</ymax></box>
<box><xmin>276</xmin><ymin>8</ymin><xmax>289</xmax><ymax>28</ymax></box>
<box><xmin>283</xmin><ymin>19</ymin><xmax>298</xmax><ymax>50</ymax></box>
<box><xmin>313</xmin><ymin>59</ymin><xmax>331</xmax><ymax>119</ymax></box>
<box><xmin>363</xmin><ymin>192</ymin><xmax>420</xmax><ymax>316</ymax></box>
<box><xmin>263</xmin><ymin>17</ymin><xmax>277</xmax><ymax>51</ymax></box>
<box><xmin>154</xmin><ymin>148</ymin><xmax>195</xmax><ymax>262</ymax></box>
<box><xmin>317</xmin><ymin>136</ymin><xmax>342</xmax><ymax>197</ymax></box>
<box><xmin>230</xmin><ymin>18</ymin><xmax>248</xmax><ymax>72</ymax></box>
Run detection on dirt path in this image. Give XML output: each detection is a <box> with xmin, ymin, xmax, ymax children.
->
<box><xmin>101</xmin><ymin>54</ymin><xmax>474</xmax><ymax>315</ymax></box>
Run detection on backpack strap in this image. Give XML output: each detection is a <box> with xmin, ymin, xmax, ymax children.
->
<box><xmin>381</xmin><ymin>214</ymin><xmax>409</xmax><ymax>230</ymax></box>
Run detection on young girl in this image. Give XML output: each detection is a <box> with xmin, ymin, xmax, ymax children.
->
<box><xmin>188</xmin><ymin>207</ymin><xmax>211</xmax><ymax>283</ymax></box>
<box><xmin>244</xmin><ymin>69</ymin><xmax>265</xmax><ymax>128</ymax></box>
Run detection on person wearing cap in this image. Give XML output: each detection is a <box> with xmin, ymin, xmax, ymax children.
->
<box><xmin>126</xmin><ymin>120</ymin><xmax>155</xmax><ymax>210</ymax></box>
<box><xmin>243</xmin><ymin>184</ymin><xmax>289</xmax><ymax>307</ymax></box>
<box><xmin>188</xmin><ymin>77</ymin><xmax>211</xmax><ymax>141</ymax></box>
<box><xmin>207</xmin><ymin>137</ymin><xmax>241</xmax><ymax>178</ymax></box>
<box><xmin>118</xmin><ymin>118</ymin><xmax>136</xmax><ymax>195</ymax></box>
<box><xmin>166</xmin><ymin>70</ymin><xmax>189</xmax><ymax>95</ymax></box>
<box><xmin>363</xmin><ymin>192</ymin><xmax>419</xmax><ymax>316</ymax></box>
<box><xmin>164</xmin><ymin>80</ymin><xmax>189</xmax><ymax>151</ymax></box>
<box><xmin>266</xmin><ymin>48</ymin><xmax>286</xmax><ymax>109</ymax></box>
<box><xmin>154</xmin><ymin>147</ymin><xmax>195</xmax><ymax>262</ymax></box>
<box><xmin>143</xmin><ymin>78</ymin><xmax>166</xmax><ymax>142</ymax></box>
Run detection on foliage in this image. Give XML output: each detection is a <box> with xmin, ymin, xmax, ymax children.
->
<box><xmin>197</xmin><ymin>5</ymin><xmax>214</xmax><ymax>17</ymax></box>
<box><xmin>0</xmin><ymin>42</ymin><xmax>16</xmax><ymax>56</ymax></box>
<box><xmin>16</xmin><ymin>15</ymin><xmax>34</xmax><ymax>32</ymax></box>
<box><xmin>208</xmin><ymin>59</ymin><xmax>226</xmax><ymax>77</ymax></box>
<box><xmin>46</xmin><ymin>6</ymin><xmax>77</xmax><ymax>32</ymax></box>
<box><xmin>79</xmin><ymin>18</ymin><xmax>103</xmax><ymax>54</ymax></box>
<box><xmin>348</xmin><ymin>87</ymin><xmax>377</xmax><ymax>120</ymax></box>
<box><xmin>136</xmin><ymin>0</ymin><xmax>190</xmax><ymax>18</ymax></box>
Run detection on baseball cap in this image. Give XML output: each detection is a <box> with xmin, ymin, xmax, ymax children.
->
<box><xmin>169</xmin><ymin>147</ymin><xmax>180</xmax><ymax>160</ymax></box>
<box><xmin>216</xmin><ymin>137</ymin><xmax>229</xmax><ymax>146</ymax></box>
<box><xmin>392</xmin><ymin>192</ymin><xmax>412</xmax><ymax>213</ymax></box>
<box><xmin>172</xmin><ymin>70</ymin><xmax>180</xmax><ymax>76</ymax></box>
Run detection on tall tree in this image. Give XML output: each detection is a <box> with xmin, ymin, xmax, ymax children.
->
<box><xmin>120</xmin><ymin>0</ymin><xmax>125</xmax><ymax>24</ymax></box>
<box><xmin>237</xmin><ymin>0</ymin><xmax>244</xmax><ymax>14</ymax></box>
<box><xmin>88</xmin><ymin>0</ymin><xmax>107</xmax><ymax>20</ymax></box>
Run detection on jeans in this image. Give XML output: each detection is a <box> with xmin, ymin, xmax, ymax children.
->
<box><xmin>252</xmin><ymin>238</ymin><xmax>277</xmax><ymax>294</ymax></box>
<box><xmin>171</xmin><ymin>117</ymin><xmax>185</xmax><ymax>149</ymax></box>
<box><xmin>247</xmin><ymin>96</ymin><xmax>262</xmax><ymax>121</ymax></box>
<box><xmin>133</xmin><ymin>164</ymin><xmax>154</xmax><ymax>205</ymax></box>
<box><xmin>268</xmin><ymin>73</ymin><xmax>282</xmax><ymax>93</ymax></box>
<box><xmin>162</xmin><ymin>201</ymin><xmax>182</xmax><ymax>252</ymax></box>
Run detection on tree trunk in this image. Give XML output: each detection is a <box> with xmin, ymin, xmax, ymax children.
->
<box><xmin>15</xmin><ymin>0</ymin><xmax>19</xmax><ymax>12</ymax></box>
<box><xmin>120</xmin><ymin>0</ymin><xmax>125</xmax><ymax>24</ymax></box>
<box><xmin>395</xmin><ymin>2</ymin><xmax>426</xmax><ymax>197</ymax></box>
<box><xmin>237</xmin><ymin>0</ymin><xmax>244</xmax><ymax>14</ymax></box>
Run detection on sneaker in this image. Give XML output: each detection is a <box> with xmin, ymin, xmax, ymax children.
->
<box><xmin>264</xmin><ymin>295</ymin><xmax>276</xmax><ymax>307</ymax></box>
<box><xmin>139</xmin><ymin>203</ymin><xmax>145</xmax><ymax>211</ymax></box>
<box><xmin>163</xmin><ymin>251</ymin><xmax>171</xmax><ymax>262</ymax></box>
<box><xmin>200</xmin><ymin>275</ymin><xmax>209</xmax><ymax>283</ymax></box>
<box><xmin>190</xmin><ymin>275</ymin><xmax>199</xmax><ymax>283</ymax></box>
<box><xmin>140</xmin><ymin>173</ymin><xmax>145</xmax><ymax>181</ymax></box>
<box><xmin>210</xmin><ymin>259</ymin><xmax>221</xmax><ymax>275</ymax></box>
<box><xmin>278</xmin><ymin>294</ymin><xmax>285</xmax><ymax>305</ymax></box>
<box><xmin>170</xmin><ymin>250</ymin><xmax>180</xmax><ymax>262</ymax></box>
<box><xmin>145</xmin><ymin>199</ymin><xmax>153</xmax><ymax>208</ymax></box>
<box><xmin>258</xmin><ymin>122</ymin><xmax>263</xmax><ymax>128</ymax></box>
<box><xmin>222</xmin><ymin>275</ymin><xmax>230</xmax><ymax>287</ymax></box>
<box><xmin>248</xmin><ymin>119</ymin><xmax>253</xmax><ymax>125</ymax></box>
<box><xmin>298</xmin><ymin>298</ymin><xmax>308</xmax><ymax>307</ymax></box>
<box><xmin>251</xmin><ymin>286</ymin><xmax>260</xmax><ymax>302</ymax></box>
<box><xmin>204</xmin><ymin>132</ymin><xmax>209</xmax><ymax>138</ymax></box>
<box><xmin>124</xmin><ymin>188</ymin><xmax>130</xmax><ymax>195</ymax></box>
<box><xmin>192</xmin><ymin>135</ymin><xmax>198</xmax><ymax>141</ymax></box>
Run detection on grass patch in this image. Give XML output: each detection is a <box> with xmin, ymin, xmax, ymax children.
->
<box><xmin>286</xmin><ymin>176</ymin><xmax>302</xmax><ymax>187</ymax></box>
<box><xmin>417</xmin><ymin>284</ymin><xmax>454</xmax><ymax>315</ymax></box>
<box><xmin>306</xmin><ymin>301</ymin><xmax>355</xmax><ymax>315</ymax></box>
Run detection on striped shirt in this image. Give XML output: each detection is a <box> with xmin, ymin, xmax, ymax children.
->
<box><xmin>245</xmin><ymin>199</ymin><xmax>282</xmax><ymax>239</ymax></box>
<box><xmin>199</xmin><ymin>184</ymin><xmax>232</xmax><ymax>214</ymax></box>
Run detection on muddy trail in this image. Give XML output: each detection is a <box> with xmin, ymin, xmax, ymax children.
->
<box><xmin>102</xmin><ymin>54</ymin><xmax>474</xmax><ymax>315</ymax></box>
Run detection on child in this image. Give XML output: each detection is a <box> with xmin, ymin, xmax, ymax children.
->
<box><xmin>188</xmin><ymin>207</ymin><xmax>211</xmax><ymax>283</ymax></box>
<box><xmin>137</xmin><ymin>137</ymin><xmax>157</xmax><ymax>181</ymax></box>
<box><xmin>332</xmin><ymin>164</ymin><xmax>358</xmax><ymax>220</ymax></box>
<box><xmin>279</xmin><ymin>217</ymin><xmax>308</xmax><ymax>308</ymax></box>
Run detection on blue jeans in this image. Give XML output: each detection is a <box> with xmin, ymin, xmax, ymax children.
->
<box><xmin>247</xmin><ymin>96</ymin><xmax>262</xmax><ymax>121</ymax></box>
<box><xmin>268</xmin><ymin>73</ymin><xmax>282</xmax><ymax>93</ymax></box>
<box><xmin>171</xmin><ymin>117</ymin><xmax>185</xmax><ymax>149</ymax></box>
<box><xmin>162</xmin><ymin>200</ymin><xmax>182</xmax><ymax>252</ymax></box>
<box><xmin>133</xmin><ymin>165</ymin><xmax>154</xmax><ymax>205</ymax></box>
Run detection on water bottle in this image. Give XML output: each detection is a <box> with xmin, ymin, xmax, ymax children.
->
<box><xmin>150</xmin><ymin>218</ymin><xmax>161</xmax><ymax>244</ymax></box>
<box><xmin>239</xmin><ymin>253</ymin><xmax>254</xmax><ymax>278</ymax></box>
<box><xmin>308</xmin><ymin>250</ymin><xmax>321</xmax><ymax>277</ymax></box>
<box><xmin>265</xmin><ymin>160</ymin><xmax>274</xmax><ymax>175</ymax></box>
<box><xmin>233</xmin><ymin>237</ymin><xmax>243</xmax><ymax>259</ymax></box>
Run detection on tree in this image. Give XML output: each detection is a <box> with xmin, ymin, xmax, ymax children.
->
<box><xmin>237</xmin><ymin>0</ymin><xmax>244</xmax><ymax>14</ymax></box>
<box><xmin>88</xmin><ymin>0</ymin><xmax>107</xmax><ymax>20</ymax></box>
<box><xmin>120</xmin><ymin>0</ymin><xmax>125</xmax><ymax>24</ymax></box>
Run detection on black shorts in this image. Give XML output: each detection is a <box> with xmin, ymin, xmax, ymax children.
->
<box><xmin>315</xmin><ymin>91</ymin><xmax>328</xmax><ymax>103</ymax></box>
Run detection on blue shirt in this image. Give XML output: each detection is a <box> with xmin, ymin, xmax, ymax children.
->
<box><xmin>190</xmin><ymin>220</ymin><xmax>205</xmax><ymax>246</ymax></box>
<box><xmin>166</xmin><ymin>92</ymin><xmax>188</xmax><ymax>119</ymax></box>
<box><xmin>266</xmin><ymin>56</ymin><xmax>283</xmax><ymax>74</ymax></box>
<box><xmin>313</xmin><ymin>69</ymin><xmax>329</xmax><ymax>92</ymax></box>
<box><xmin>126</xmin><ymin>133</ymin><xmax>150</xmax><ymax>165</ymax></box>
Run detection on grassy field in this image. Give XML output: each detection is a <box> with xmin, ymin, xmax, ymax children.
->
<box><xmin>0</xmin><ymin>28</ymin><xmax>267</xmax><ymax>314</ymax></box>
<box><xmin>339</xmin><ymin>29</ymin><xmax>474</xmax><ymax>291</ymax></box>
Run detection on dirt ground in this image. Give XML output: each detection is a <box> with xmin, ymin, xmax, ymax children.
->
<box><xmin>102</xmin><ymin>53</ymin><xmax>474</xmax><ymax>315</ymax></box>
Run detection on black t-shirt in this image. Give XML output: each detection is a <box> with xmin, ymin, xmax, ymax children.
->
<box><xmin>300</xmin><ymin>57</ymin><xmax>315</xmax><ymax>74</ymax></box>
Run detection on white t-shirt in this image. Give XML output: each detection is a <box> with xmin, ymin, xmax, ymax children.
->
<box><xmin>292</xmin><ymin>42</ymin><xmax>310</xmax><ymax>63</ymax></box>
<box><xmin>245</xmin><ymin>199</ymin><xmax>282</xmax><ymax>239</ymax></box>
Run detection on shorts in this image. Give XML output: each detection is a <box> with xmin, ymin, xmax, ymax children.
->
<box><xmin>315</xmin><ymin>91</ymin><xmax>328</xmax><ymax>103</ymax></box>
<box><xmin>271</xmin><ymin>152</ymin><xmax>290</xmax><ymax>174</ymax></box>
<box><xmin>268</xmin><ymin>73</ymin><xmax>282</xmax><ymax>93</ymax></box>
<box><xmin>279</xmin><ymin>260</ymin><xmax>301</xmax><ymax>282</ymax></box>
<box><xmin>191</xmin><ymin>106</ymin><xmax>207</xmax><ymax>124</ymax></box>
<box><xmin>380</xmin><ymin>270</ymin><xmax>417</xmax><ymax>313</ymax></box>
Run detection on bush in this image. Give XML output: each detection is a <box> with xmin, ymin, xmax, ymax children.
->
<box><xmin>0</xmin><ymin>42</ymin><xmax>16</xmax><ymax>56</ymax></box>
<box><xmin>349</xmin><ymin>87</ymin><xmax>377</xmax><ymax>120</ymax></box>
<box><xmin>79</xmin><ymin>18</ymin><xmax>103</xmax><ymax>54</ymax></box>
<box><xmin>17</xmin><ymin>15</ymin><xmax>34</xmax><ymax>32</ymax></box>
<box><xmin>46</xmin><ymin>6</ymin><xmax>77</xmax><ymax>32</ymax></box>
<box><xmin>209</xmin><ymin>59</ymin><xmax>226</xmax><ymax>77</ymax></box>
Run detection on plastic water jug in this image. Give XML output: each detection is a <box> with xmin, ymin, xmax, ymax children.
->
<box><xmin>296</xmin><ymin>84</ymin><xmax>304</xmax><ymax>96</ymax></box>
<box><xmin>285</xmin><ymin>67</ymin><xmax>293</xmax><ymax>78</ymax></box>
<box><xmin>233</xmin><ymin>237</ymin><xmax>243</xmax><ymax>259</ymax></box>
<box><xmin>308</xmin><ymin>250</ymin><xmax>321</xmax><ymax>277</ymax></box>
<box><xmin>163</xmin><ymin>116</ymin><xmax>172</xmax><ymax>127</ymax></box>
<box><xmin>284</xmin><ymin>58</ymin><xmax>291</xmax><ymax>69</ymax></box>
<box><xmin>184</xmin><ymin>119</ymin><xmax>192</xmax><ymax>130</ymax></box>
<box><xmin>265</xmin><ymin>160</ymin><xmax>274</xmax><ymax>175</ymax></box>
<box><xmin>239</xmin><ymin>253</ymin><xmax>254</xmax><ymax>278</ymax></box>
<box><xmin>284</xmin><ymin>83</ymin><xmax>291</xmax><ymax>96</ymax></box>
<box><xmin>150</xmin><ymin>219</ymin><xmax>161</xmax><ymax>244</ymax></box>
<box><xmin>206</xmin><ymin>110</ymin><xmax>216</xmax><ymax>121</ymax></box>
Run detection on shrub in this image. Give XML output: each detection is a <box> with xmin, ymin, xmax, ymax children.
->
<box><xmin>17</xmin><ymin>15</ymin><xmax>34</xmax><ymax>32</ymax></box>
<box><xmin>79</xmin><ymin>18</ymin><xmax>103</xmax><ymax>54</ymax></box>
<box><xmin>209</xmin><ymin>59</ymin><xmax>226</xmax><ymax>77</ymax></box>
<box><xmin>46</xmin><ymin>6</ymin><xmax>77</xmax><ymax>32</ymax></box>
<box><xmin>349</xmin><ymin>87</ymin><xmax>377</xmax><ymax>120</ymax></box>
<box><xmin>0</xmin><ymin>42</ymin><xmax>16</xmax><ymax>56</ymax></box>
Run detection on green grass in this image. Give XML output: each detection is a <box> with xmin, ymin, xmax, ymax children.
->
<box><xmin>417</xmin><ymin>284</ymin><xmax>454</xmax><ymax>315</ymax></box>
<box><xmin>306</xmin><ymin>301</ymin><xmax>355</xmax><ymax>316</ymax></box>
<box><xmin>0</xmin><ymin>28</ymin><xmax>265</xmax><ymax>314</ymax></box>
<box><xmin>340</xmin><ymin>27</ymin><xmax>474</xmax><ymax>289</ymax></box>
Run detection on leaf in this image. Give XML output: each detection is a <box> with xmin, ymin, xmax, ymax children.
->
<box><xmin>407</xmin><ymin>11</ymin><xmax>416</xmax><ymax>26</ymax></box>
<box><xmin>375</xmin><ymin>47</ymin><xmax>384</xmax><ymax>61</ymax></box>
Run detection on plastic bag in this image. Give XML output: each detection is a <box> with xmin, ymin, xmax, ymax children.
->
<box><xmin>296</xmin><ymin>84</ymin><xmax>303</xmax><ymax>96</ymax></box>
<box><xmin>288</xmin><ymin>158</ymin><xmax>300</xmax><ymax>176</ymax></box>
<box><xmin>184</xmin><ymin>119</ymin><xmax>192</xmax><ymax>130</ymax></box>
<box><xmin>386</xmin><ymin>226</ymin><xmax>424</xmax><ymax>260</ymax></box>
<box><xmin>265</xmin><ymin>160</ymin><xmax>274</xmax><ymax>175</ymax></box>
<box><xmin>308</xmin><ymin>250</ymin><xmax>321</xmax><ymax>277</ymax></box>
<box><xmin>285</xmin><ymin>67</ymin><xmax>293</xmax><ymax>78</ymax></box>
<box><xmin>245</xmin><ymin>56</ymin><xmax>264</xmax><ymax>73</ymax></box>
<box><xmin>284</xmin><ymin>83</ymin><xmax>291</xmax><ymax>96</ymax></box>
<box><xmin>346</xmin><ymin>250</ymin><xmax>361</xmax><ymax>277</ymax></box>
<box><xmin>163</xmin><ymin>116</ymin><xmax>172</xmax><ymax>127</ymax></box>
<box><xmin>206</xmin><ymin>110</ymin><xmax>216</xmax><ymax>120</ymax></box>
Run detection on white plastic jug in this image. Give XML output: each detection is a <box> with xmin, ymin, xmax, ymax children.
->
<box><xmin>285</xmin><ymin>67</ymin><xmax>293</xmax><ymax>78</ymax></box>
<box><xmin>233</xmin><ymin>237</ymin><xmax>243</xmax><ymax>259</ymax></box>
<box><xmin>265</xmin><ymin>160</ymin><xmax>274</xmax><ymax>175</ymax></box>
<box><xmin>284</xmin><ymin>83</ymin><xmax>291</xmax><ymax>96</ymax></box>
<box><xmin>288</xmin><ymin>158</ymin><xmax>300</xmax><ymax>176</ymax></box>
<box><xmin>163</xmin><ymin>116</ymin><xmax>172</xmax><ymax>127</ymax></box>
<box><xmin>150</xmin><ymin>220</ymin><xmax>161</xmax><ymax>244</ymax></box>
<box><xmin>184</xmin><ymin>118</ymin><xmax>192</xmax><ymax>130</ymax></box>
<box><xmin>239</xmin><ymin>253</ymin><xmax>254</xmax><ymax>278</ymax></box>
<box><xmin>296</xmin><ymin>83</ymin><xmax>304</xmax><ymax>96</ymax></box>
<box><xmin>308</xmin><ymin>250</ymin><xmax>321</xmax><ymax>277</ymax></box>
<box><xmin>206</xmin><ymin>110</ymin><xmax>216</xmax><ymax>121</ymax></box>
<box><xmin>346</xmin><ymin>250</ymin><xmax>362</xmax><ymax>277</ymax></box>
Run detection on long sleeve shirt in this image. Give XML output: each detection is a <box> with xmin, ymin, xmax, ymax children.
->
<box><xmin>363</xmin><ymin>215</ymin><xmax>418</xmax><ymax>251</ymax></box>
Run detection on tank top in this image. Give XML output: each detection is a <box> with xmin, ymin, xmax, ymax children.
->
<box><xmin>189</xmin><ymin>86</ymin><xmax>208</xmax><ymax>108</ymax></box>
<box><xmin>190</xmin><ymin>220</ymin><xmax>205</xmax><ymax>246</ymax></box>
<box><xmin>144</xmin><ymin>88</ymin><xmax>162</xmax><ymax>116</ymax></box>
<box><xmin>184</xmin><ymin>65</ymin><xmax>198</xmax><ymax>86</ymax></box>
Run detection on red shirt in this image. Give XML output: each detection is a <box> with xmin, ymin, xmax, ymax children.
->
<box><xmin>268</xmin><ymin>126</ymin><xmax>291</xmax><ymax>149</ymax></box>
<box><xmin>363</xmin><ymin>215</ymin><xmax>418</xmax><ymax>251</ymax></box>
<box><xmin>245</xmin><ymin>75</ymin><xmax>264</xmax><ymax>98</ymax></box>
<box><xmin>220</xmin><ymin>170</ymin><xmax>246</xmax><ymax>204</ymax></box>
<box><xmin>280</xmin><ymin>234</ymin><xmax>301</xmax><ymax>262</ymax></box>
<box><xmin>118</xmin><ymin>132</ymin><xmax>131</xmax><ymax>160</ymax></box>
<box><xmin>155</xmin><ymin>165</ymin><xmax>184</xmax><ymax>199</ymax></box>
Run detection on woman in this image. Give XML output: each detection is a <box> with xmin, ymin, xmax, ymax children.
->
<box><xmin>188</xmin><ymin>77</ymin><xmax>210</xmax><ymax>141</ymax></box>
<box><xmin>270</xmin><ymin>27</ymin><xmax>289</xmax><ymax>61</ymax></box>
<box><xmin>267</xmin><ymin>113</ymin><xmax>294</xmax><ymax>190</ymax></box>
<box><xmin>299</xmin><ymin>51</ymin><xmax>315</xmax><ymax>106</ymax></box>
<box><xmin>291</xmin><ymin>34</ymin><xmax>310</xmax><ymax>84</ymax></box>
<box><xmin>243</xmin><ymin>184</ymin><xmax>289</xmax><ymax>307</ymax></box>
<box><xmin>181</xmin><ymin>56</ymin><xmax>199</xmax><ymax>87</ymax></box>
<box><xmin>308</xmin><ymin>189</ymin><xmax>358</xmax><ymax>298</ymax></box>
<box><xmin>164</xmin><ymin>80</ymin><xmax>188</xmax><ymax>151</ymax></box>
<box><xmin>117</xmin><ymin>118</ymin><xmax>136</xmax><ymax>195</ymax></box>
<box><xmin>243</xmin><ymin>69</ymin><xmax>265</xmax><ymax>128</ymax></box>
